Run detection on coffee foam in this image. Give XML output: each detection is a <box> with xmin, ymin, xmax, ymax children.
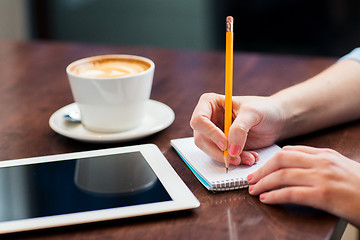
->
<box><xmin>71</xmin><ymin>58</ymin><xmax>151</xmax><ymax>78</ymax></box>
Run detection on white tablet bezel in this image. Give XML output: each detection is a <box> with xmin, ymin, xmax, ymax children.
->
<box><xmin>0</xmin><ymin>144</ymin><xmax>200</xmax><ymax>234</ymax></box>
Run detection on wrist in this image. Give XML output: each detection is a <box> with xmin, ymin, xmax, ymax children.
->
<box><xmin>269</xmin><ymin>89</ymin><xmax>306</xmax><ymax>140</ymax></box>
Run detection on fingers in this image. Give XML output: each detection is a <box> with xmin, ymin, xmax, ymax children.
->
<box><xmin>247</xmin><ymin>145</ymin><xmax>341</xmax><ymax>210</ymax></box>
<box><xmin>256</xmin><ymin>187</ymin><xmax>318</xmax><ymax>207</ymax></box>
<box><xmin>247</xmin><ymin>147</ymin><xmax>317</xmax><ymax>185</ymax></box>
<box><xmin>193</xmin><ymin>131</ymin><xmax>225</xmax><ymax>163</ymax></box>
<box><xmin>247</xmin><ymin>149</ymin><xmax>320</xmax><ymax>208</ymax></box>
<box><xmin>282</xmin><ymin>145</ymin><xmax>324</xmax><ymax>154</ymax></box>
<box><xmin>191</xmin><ymin>93</ymin><xmax>261</xmax><ymax>166</ymax></box>
<box><xmin>227</xmin><ymin>125</ymin><xmax>248</xmax><ymax>156</ymax></box>
<box><xmin>229</xmin><ymin>151</ymin><xmax>259</xmax><ymax>166</ymax></box>
<box><xmin>227</xmin><ymin>103</ymin><xmax>261</xmax><ymax>157</ymax></box>
<box><xmin>194</xmin><ymin>131</ymin><xmax>259</xmax><ymax>165</ymax></box>
<box><xmin>249</xmin><ymin>167</ymin><xmax>315</xmax><ymax>196</ymax></box>
<box><xmin>239</xmin><ymin>151</ymin><xmax>259</xmax><ymax>165</ymax></box>
<box><xmin>190</xmin><ymin>93</ymin><xmax>228</xmax><ymax>151</ymax></box>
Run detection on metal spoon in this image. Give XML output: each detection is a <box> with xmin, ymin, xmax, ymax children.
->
<box><xmin>63</xmin><ymin>110</ymin><xmax>81</xmax><ymax>123</ymax></box>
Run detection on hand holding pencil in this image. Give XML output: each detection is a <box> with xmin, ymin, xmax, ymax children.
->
<box><xmin>190</xmin><ymin>16</ymin><xmax>264</xmax><ymax>169</ymax></box>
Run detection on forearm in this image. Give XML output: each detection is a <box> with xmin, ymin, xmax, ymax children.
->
<box><xmin>271</xmin><ymin>59</ymin><xmax>360</xmax><ymax>140</ymax></box>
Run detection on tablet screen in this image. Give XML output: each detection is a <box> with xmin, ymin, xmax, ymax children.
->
<box><xmin>0</xmin><ymin>151</ymin><xmax>172</xmax><ymax>222</ymax></box>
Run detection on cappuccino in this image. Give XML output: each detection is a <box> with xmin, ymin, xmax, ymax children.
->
<box><xmin>69</xmin><ymin>57</ymin><xmax>151</xmax><ymax>78</ymax></box>
<box><xmin>66</xmin><ymin>54</ymin><xmax>154</xmax><ymax>132</ymax></box>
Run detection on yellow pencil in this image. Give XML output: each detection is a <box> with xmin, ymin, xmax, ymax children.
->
<box><xmin>224</xmin><ymin>16</ymin><xmax>233</xmax><ymax>173</ymax></box>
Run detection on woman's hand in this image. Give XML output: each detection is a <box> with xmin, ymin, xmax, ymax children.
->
<box><xmin>248</xmin><ymin>145</ymin><xmax>360</xmax><ymax>228</ymax></box>
<box><xmin>190</xmin><ymin>93</ymin><xmax>285</xmax><ymax>165</ymax></box>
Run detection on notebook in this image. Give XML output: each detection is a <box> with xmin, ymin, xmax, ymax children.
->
<box><xmin>171</xmin><ymin>137</ymin><xmax>281</xmax><ymax>191</ymax></box>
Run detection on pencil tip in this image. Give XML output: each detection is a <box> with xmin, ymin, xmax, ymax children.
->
<box><xmin>226</xmin><ymin>167</ymin><xmax>228</xmax><ymax>174</ymax></box>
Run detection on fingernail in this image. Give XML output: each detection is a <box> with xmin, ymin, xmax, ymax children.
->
<box><xmin>248</xmin><ymin>185</ymin><xmax>254</xmax><ymax>193</ymax></box>
<box><xmin>217</xmin><ymin>141</ymin><xmax>226</xmax><ymax>151</ymax></box>
<box><xmin>253</xmin><ymin>152</ymin><xmax>259</xmax><ymax>162</ymax></box>
<box><xmin>260</xmin><ymin>193</ymin><xmax>266</xmax><ymax>201</ymax></box>
<box><xmin>228</xmin><ymin>144</ymin><xmax>240</xmax><ymax>156</ymax></box>
<box><xmin>247</xmin><ymin>174</ymin><xmax>253</xmax><ymax>183</ymax></box>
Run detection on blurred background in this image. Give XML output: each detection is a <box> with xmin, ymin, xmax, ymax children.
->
<box><xmin>0</xmin><ymin>0</ymin><xmax>359</xmax><ymax>57</ymax></box>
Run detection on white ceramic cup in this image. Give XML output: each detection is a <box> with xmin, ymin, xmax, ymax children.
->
<box><xmin>66</xmin><ymin>54</ymin><xmax>154</xmax><ymax>133</ymax></box>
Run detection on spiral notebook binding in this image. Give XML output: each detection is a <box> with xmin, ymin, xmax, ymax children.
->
<box><xmin>212</xmin><ymin>177</ymin><xmax>249</xmax><ymax>191</ymax></box>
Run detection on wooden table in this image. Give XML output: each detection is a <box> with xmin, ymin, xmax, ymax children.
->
<box><xmin>0</xmin><ymin>40</ymin><xmax>357</xmax><ymax>239</ymax></box>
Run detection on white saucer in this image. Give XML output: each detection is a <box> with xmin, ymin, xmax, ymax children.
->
<box><xmin>49</xmin><ymin>100</ymin><xmax>175</xmax><ymax>143</ymax></box>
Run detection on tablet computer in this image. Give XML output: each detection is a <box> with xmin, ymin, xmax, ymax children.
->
<box><xmin>0</xmin><ymin>144</ymin><xmax>200</xmax><ymax>234</ymax></box>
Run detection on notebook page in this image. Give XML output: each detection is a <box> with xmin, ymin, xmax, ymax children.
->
<box><xmin>171</xmin><ymin>137</ymin><xmax>281</xmax><ymax>185</ymax></box>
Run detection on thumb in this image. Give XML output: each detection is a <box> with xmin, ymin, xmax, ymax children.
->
<box><xmin>227</xmin><ymin>108</ymin><xmax>261</xmax><ymax>157</ymax></box>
